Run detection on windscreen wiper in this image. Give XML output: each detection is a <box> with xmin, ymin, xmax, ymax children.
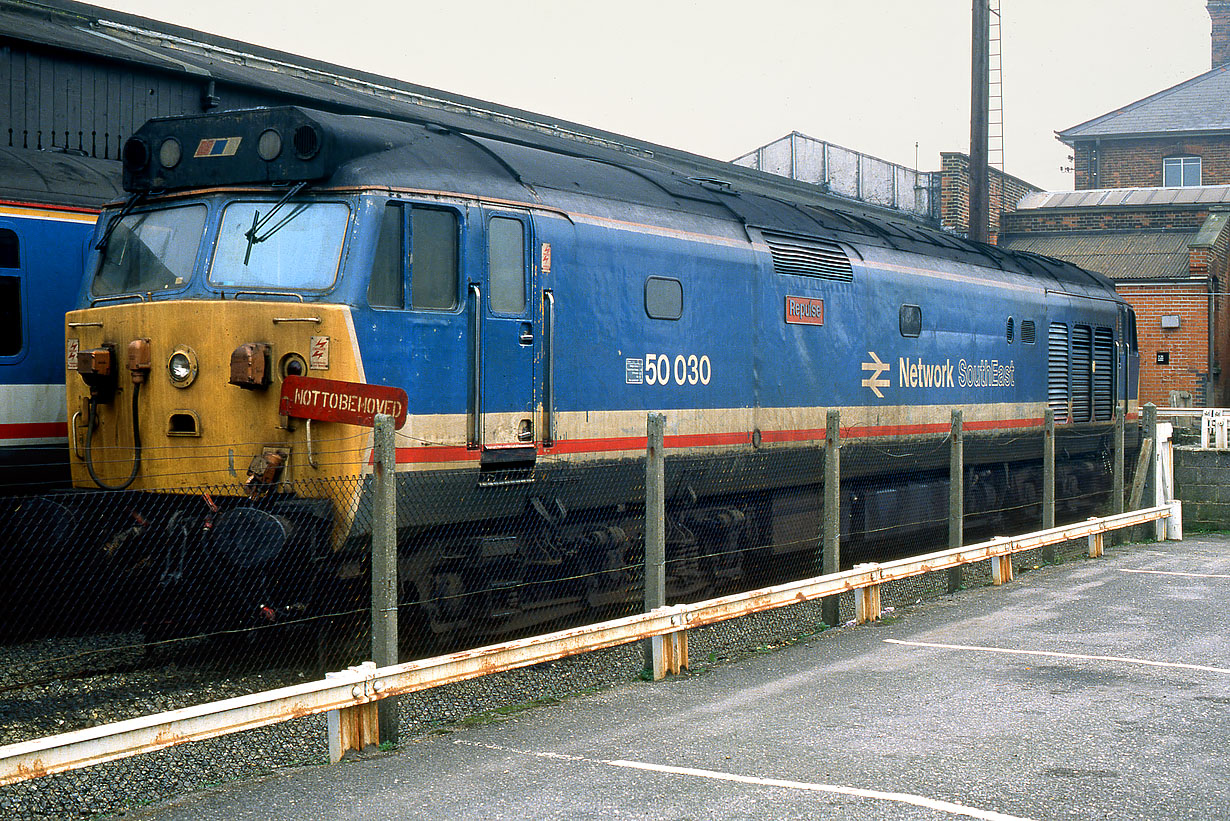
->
<box><xmin>93</xmin><ymin>192</ymin><xmax>146</xmax><ymax>252</ymax></box>
<box><xmin>243</xmin><ymin>182</ymin><xmax>307</xmax><ymax>265</ymax></box>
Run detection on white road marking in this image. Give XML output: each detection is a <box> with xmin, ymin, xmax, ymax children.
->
<box><xmin>1119</xmin><ymin>568</ymin><xmax>1230</xmax><ymax>579</ymax></box>
<box><xmin>885</xmin><ymin>639</ymin><xmax>1230</xmax><ymax>675</ymax></box>
<box><xmin>455</xmin><ymin>739</ymin><xmax>1035</xmax><ymax>821</ymax></box>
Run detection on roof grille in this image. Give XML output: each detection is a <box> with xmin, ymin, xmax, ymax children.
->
<box><xmin>765</xmin><ymin>235</ymin><xmax>853</xmax><ymax>281</ymax></box>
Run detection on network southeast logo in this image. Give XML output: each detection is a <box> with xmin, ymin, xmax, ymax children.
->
<box><xmin>861</xmin><ymin>352</ymin><xmax>890</xmax><ymax>398</ymax></box>
<box><xmin>860</xmin><ymin>352</ymin><xmax>1015</xmax><ymax>398</ymax></box>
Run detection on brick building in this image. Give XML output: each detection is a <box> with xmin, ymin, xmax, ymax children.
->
<box><xmin>999</xmin><ymin>1</ymin><xmax>1230</xmax><ymax>407</ymax></box>
<box><xmin>937</xmin><ymin>152</ymin><xmax>1039</xmax><ymax>243</ymax></box>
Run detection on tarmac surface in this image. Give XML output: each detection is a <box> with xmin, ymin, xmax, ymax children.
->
<box><xmin>125</xmin><ymin>534</ymin><xmax>1230</xmax><ymax>820</ymax></box>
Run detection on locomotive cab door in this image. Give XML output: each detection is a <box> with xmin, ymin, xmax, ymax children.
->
<box><xmin>469</xmin><ymin>211</ymin><xmax>538</xmax><ymax>460</ymax></box>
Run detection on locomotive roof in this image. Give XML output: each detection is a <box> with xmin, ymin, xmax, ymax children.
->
<box><xmin>0</xmin><ymin>145</ymin><xmax>123</xmax><ymax>208</ymax></box>
<box><xmin>126</xmin><ymin>106</ymin><xmax>1116</xmax><ymax>295</ymax></box>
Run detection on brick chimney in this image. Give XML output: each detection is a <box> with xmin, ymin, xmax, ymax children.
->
<box><xmin>1211</xmin><ymin>1</ymin><xmax>1230</xmax><ymax>69</ymax></box>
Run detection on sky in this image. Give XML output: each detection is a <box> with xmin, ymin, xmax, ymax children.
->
<box><xmin>86</xmin><ymin>0</ymin><xmax>1214</xmax><ymax>192</ymax></box>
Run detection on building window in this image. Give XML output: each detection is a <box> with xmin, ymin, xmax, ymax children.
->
<box><xmin>1163</xmin><ymin>156</ymin><xmax>1201</xmax><ymax>187</ymax></box>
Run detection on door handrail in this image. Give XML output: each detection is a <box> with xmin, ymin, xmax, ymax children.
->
<box><xmin>468</xmin><ymin>282</ymin><xmax>482</xmax><ymax>450</ymax></box>
<box><xmin>543</xmin><ymin>289</ymin><xmax>555</xmax><ymax>447</ymax></box>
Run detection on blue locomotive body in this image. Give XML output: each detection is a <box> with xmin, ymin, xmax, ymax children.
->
<box><xmin>65</xmin><ymin>107</ymin><xmax>1137</xmax><ymax>642</ymax></box>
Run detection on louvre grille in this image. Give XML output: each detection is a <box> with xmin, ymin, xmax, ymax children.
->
<box><xmin>1048</xmin><ymin>323</ymin><xmax>1069</xmax><ymax>423</ymax></box>
<box><xmin>765</xmin><ymin>235</ymin><xmax>853</xmax><ymax>281</ymax></box>
<box><xmin>1093</xmin><ymin>327</ymin><xmax>1114</xmax><ymax>421</ymax></box>
<box><xmin>1072</xmin><ymin>325</ymin><xmax>1093</xmax><ymax>423</ymax></box>
<box><xmin>1021</xmin><ymin>320</ymin><xmax>1036</xmax><ymax>344</ymax></box>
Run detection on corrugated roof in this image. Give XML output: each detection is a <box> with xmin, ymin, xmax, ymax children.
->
<box><xmin>1017</xmin><ymin>185</ymin><xmax>1230</xmax><ymax>210</ymax></box>
<box><xmin>999</xmin><ymin>231</ymin><xmax>1194</xmax><ymax>281</ymax></box>
<box><xmin>1058</xmin><ymin>65</ymin><xmax>1230</xmax><ymax>141</ymax></box>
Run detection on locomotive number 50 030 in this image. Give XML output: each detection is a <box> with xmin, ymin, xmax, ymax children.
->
<box><xmin>644</xmin><ymin>353</ymin><xmax>712</xmax><ymax>386</ymax></box>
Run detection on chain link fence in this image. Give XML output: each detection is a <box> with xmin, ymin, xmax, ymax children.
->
<box><xmin>0</xmin><ymin>410</ymin><xmax>1141</xmax><ymax>812</ymax></box>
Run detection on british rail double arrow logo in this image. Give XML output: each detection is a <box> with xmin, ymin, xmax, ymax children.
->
<box><xmin>861</xmin><ymin>351</ymin><xmax>891</xmax><ymax>398</ymax></box>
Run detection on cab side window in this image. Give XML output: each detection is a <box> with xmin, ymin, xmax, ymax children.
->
<box><xmin>412</xmin><ymin>209</ymin><xmax>458</xmax><ymax>310</ymax></box>
<box><xmin>368</xmin><ymin>205</ymin><xmax>403</xmax><ymax>308</ymax></box>
<box><xmin>367</xmin><ymin>204</ymin><xmax>459</xmax><ymax>310</ymax></box>
<box><xmin>0</xmin><ymin>228</ymin><xmax>21</xmax><ymax>356</ymax></box>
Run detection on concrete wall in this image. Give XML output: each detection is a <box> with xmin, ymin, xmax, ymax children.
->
<box><xmin>1174</xmin><ymin>446</ymin><xmax>1230</xmax><ymax>530</ymax></box>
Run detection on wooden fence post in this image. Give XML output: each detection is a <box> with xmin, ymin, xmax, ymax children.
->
<box><xmin>948</xmin><ymin>409</ymin><xmax>964</xmax><ymax>593</ymax></box>
<box><xmin>644</xmin><ymin>413</ymin><xmax>685</xmax><ymax>678</ymax></box>
<box><xmin>1112</xmin><ymin>406</ymin><xmax>1125</xmax><ymax>545</ymax></box>
<box><xmin>327</xmin><ymin>414</ymin><xmax>397</xmax><ymax>761</ymax></box>
<box><xmin>371</xmin><ymin>413</ymin><xmax>398</xmax><ymax>746</ymax></box>
<box><xmin>822</xmin><ymin>410</ymin><xmax>841</xmax><ymax>627</ymax></box>
<box><xmin>645</xmin><ymin>413</ymin><xmax>665</xmax><ymax>616</ymax></box>
<box><xmin>1128</xmin><ymin>404</ymin><xmax>1156</xmax><ymax>513</ymax></box>
<box><xmin>1042</xmin><ymin>408</ymin><xmax>1056</xmax><ymax>563</ymax></box>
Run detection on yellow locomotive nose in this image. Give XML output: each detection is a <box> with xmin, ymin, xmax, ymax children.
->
<box><xmin>66</xmin><ymin>301</ymin><xmax>364</xmax><ymax>493</ymax></box>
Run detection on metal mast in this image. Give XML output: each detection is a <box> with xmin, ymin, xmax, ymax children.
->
<box><xmin>969</xmin><ymin>0</ymin><xmax>990</xmax><ymax>244</ymax></box>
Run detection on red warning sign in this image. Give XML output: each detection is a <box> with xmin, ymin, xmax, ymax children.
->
<box><xmin>279</xmin><ymin>375</ymin><xmax>407</xmax><ymax>428</ymax></box>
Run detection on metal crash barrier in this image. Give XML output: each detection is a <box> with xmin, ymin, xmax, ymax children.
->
<box><xmin>0</xmin><ymin>501</ymin><xmax>1177</xmax><ymax>785</ymax></box>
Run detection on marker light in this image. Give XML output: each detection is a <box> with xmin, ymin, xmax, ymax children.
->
<box><xmin>257</xmin><ymin>129</ymin><xmax>283</xmax><ymax>161</ymax></box>
<box><xmin>159</xmin><ymin>138</ymin><xmax>182</xmax><ymax>169</ymax></box>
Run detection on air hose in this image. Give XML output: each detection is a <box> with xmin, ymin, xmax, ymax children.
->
<box><xmin>85</xmin><ymin>380</ymin><xmax>142</xmax><ymax>491</ymax></box>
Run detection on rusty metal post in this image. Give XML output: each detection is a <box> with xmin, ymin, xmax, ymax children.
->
<box><xmin>371</xmin><ymin>413</ymin><xmax>398</xmax><ymax>746</ymax></box>
<box><xmin>822</xmin><ymin>410</ymin><xmax>841</xmax><ymax>627</ymax></box>
<box><xmin>948</xmin><ymin>409</ymin><xmax>964</xmax><ymax>593</ymax></box>
<box><xmin>644</xmin><ymin>413</ymin><xmax>666</xmax><ymax>673</ymax></box>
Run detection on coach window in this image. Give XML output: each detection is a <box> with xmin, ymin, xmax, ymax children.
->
<box><xmin>0</xmin><ymin>229</ymin><xmax>20</xmax><ymax>356</ymax></box>
<box><xmin>899</xmin><ymin>304</ymin><xmax>922</xmax><ymax>338</ymax></box>
<box><xmin>368</xmin><ymin>204</ymin><xmax>459</xmax><ymax>310</ymax></box>
<box><xmin>645</xmin><ymin>276</ymin><xmax>683</xmax><ymax>320</ymax></box>
<box><xmin>488</xmin><ymin>216</ymin><xmax>526</xmax><ymax>314</ymax></box>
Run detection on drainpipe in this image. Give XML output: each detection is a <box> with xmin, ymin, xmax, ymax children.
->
<box><xmin>1210</xmin><ymin>277</ymin><xmax>1218</xmax><ymax>405</ymax></box>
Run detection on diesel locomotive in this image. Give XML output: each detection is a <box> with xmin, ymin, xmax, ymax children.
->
<box><xmin>64</xmin><ymin>106</ymin><xmax>1138</xmax><ymax>644</ymax></box>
